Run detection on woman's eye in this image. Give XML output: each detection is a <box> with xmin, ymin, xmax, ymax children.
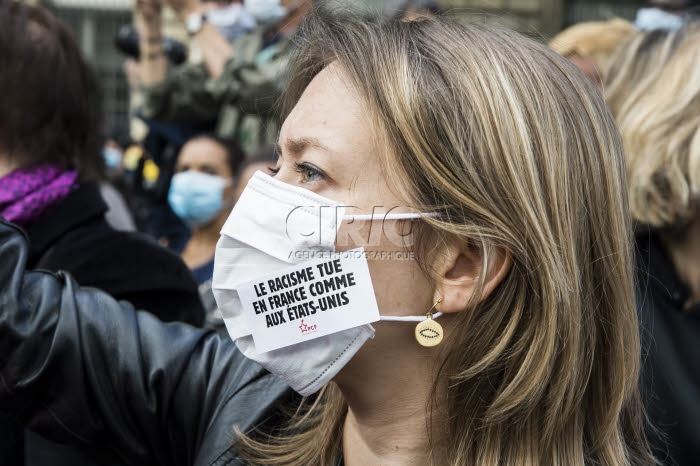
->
<box><xmin>268</xmin><ymin>165</ymin><xmax>280</xmax><ymax>176</ymax></box>
<box><xmin>294</xmin><ymin>162</ymin><xmax>323</xmax><ymax>183</ymax></box>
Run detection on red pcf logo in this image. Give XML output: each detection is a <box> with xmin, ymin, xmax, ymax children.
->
<box><xmin>299</xmin><ymin>319</ymin><xmax>317</xmax><ymax>334</ymax></box>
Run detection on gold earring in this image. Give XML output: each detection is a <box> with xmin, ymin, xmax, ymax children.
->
<box><xmin>415</xmin><ymin>298</ymin><xmax>444</xmax><ymax>347</ymax></box>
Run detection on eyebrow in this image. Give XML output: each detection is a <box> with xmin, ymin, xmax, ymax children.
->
<box><xmin>282</xmin><ymin>136</ymin><xmax>332</xmax><ymax>158</ymax></box>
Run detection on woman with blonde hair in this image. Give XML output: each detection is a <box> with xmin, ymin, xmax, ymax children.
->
<box><xmin>0</xmin><ymin>6</ymin><xmax>654</xmax><ymax>466</ymax></box>
<box><xmin>549</xmin><ymin>18</ymin><xmax>637</xmax><ymax>90</ymax></box>
<box><xmin>604</xmin><ymin>23</ymin><xmax>700</xmax><ymax>466</ymax></box>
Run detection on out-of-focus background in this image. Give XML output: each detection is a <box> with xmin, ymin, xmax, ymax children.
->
<box><xmin>23</xmin><ymin>0</ymin><xmax>644</xmax><ymax>142</ymax></box>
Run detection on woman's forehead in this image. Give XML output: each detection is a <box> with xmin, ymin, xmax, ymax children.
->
<box><xmin>180</xmin><ymin>138</ymin><xmax>226</xmax><ymax>160</ymax></box>
<box><xmin>279</xmin><ymin>65</ymin><xmax>374</xmax><ymax>162</ymax></box>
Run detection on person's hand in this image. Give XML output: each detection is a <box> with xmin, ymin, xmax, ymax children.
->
<box><xmin>136</xmin><ymin>0</ymin><xmax>161</xmax><ymax>23</ymax></box>
<box><xmin>162</xmin><ymin>0</ymin><xmax>201</xmax><ymax>19</ymax></box>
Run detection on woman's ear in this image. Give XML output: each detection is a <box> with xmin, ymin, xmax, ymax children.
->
<box><xmin>432</xmin><ymin>240</ymin><xmax>513</xmax><ymax>315</ymax></box>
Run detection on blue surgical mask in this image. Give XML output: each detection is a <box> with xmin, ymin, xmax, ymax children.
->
<box><xmin>168</xmin><ymin>171</ymin><xmax>231</xmax><ymax>228</ymax></box>
<box><xmin>103</xmin><ymin>147</ymin><xmax>123</xmax><ymax>169</ymax></box>
<box><xmin>243</xmin><ymin>0</ymin><xmax>288</xmax><ymax>26</ymax></box>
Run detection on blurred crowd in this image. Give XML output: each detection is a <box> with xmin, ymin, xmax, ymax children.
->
<box><xmin>0</xmin><ymin>0</ymin><xmax>699</xmax><ymax>465</ymax></box>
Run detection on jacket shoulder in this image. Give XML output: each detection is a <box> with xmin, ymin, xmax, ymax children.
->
<box><xmin>37</xmin><ymin>224</ymin><xmax>204</xmax><ymax>325</ymax></box>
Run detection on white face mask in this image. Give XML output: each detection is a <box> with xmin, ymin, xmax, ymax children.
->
<box><xmin>207</xmin><ymin>4</ymin><xmax>257</xmax><ymax>42</ymax></box>
<box><xmin>243</xmin><ymin>0</ymin><xmax>288</xmax><ymax>26</ymax></box>
<box><xmin>635</xmin><ymin>7</ymin><xmax>685</xmax><ymax>31</ymax></box>
<box><xmin>212</xmin><ymin>171</ymin><xmax>441</xmax><ymax>396</ymax></box>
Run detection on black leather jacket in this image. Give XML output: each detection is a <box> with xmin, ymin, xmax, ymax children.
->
<box><xmin>0</xmin><ymin>219</ymin><xmax>294</xmax><ymax>466</ymax></box>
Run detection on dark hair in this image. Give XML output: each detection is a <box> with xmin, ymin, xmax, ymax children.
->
<box><xmin>0</xmin><ymin>1</ymin><xmax>105</xmax><ymax>180</ymax></box>
<box><xmin>187</xmin><ymin>133</ymin><xmax>245</xmax><ymax>179</ymax></box>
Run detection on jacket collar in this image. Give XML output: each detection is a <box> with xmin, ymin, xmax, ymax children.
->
<box><xmin>24</xmin><ymin>181</ymin><xmax>107</xmax><ymax>263</ymax></box>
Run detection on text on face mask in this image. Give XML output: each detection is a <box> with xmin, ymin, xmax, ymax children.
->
<box><xmin>251</xmin><ymin>258</ymin><xmax>357</xmax><ymax>328</ymax></box>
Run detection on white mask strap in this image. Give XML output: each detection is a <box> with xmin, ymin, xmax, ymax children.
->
<box><xmin>342</xmin><ymin>212</ymin><xmax>440</xmax><ymax>222</ymax></box>
<box><xmin>379</xmin><ymin>312</ymin><xmax>443</xmax><ymax>322</ymax></box>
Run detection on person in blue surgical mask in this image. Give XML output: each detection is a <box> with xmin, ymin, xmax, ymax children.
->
<box><xmin>168</xmin><ymin>134</ymin><xmax>247</xmax><ymax>332</ymax></box>
<box><xmin>168</xmin><ymin>134</ymin><xmax>244</xmax><ymax>287</ymax></box>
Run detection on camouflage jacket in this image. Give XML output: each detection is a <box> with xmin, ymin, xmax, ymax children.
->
<box><xmin>141</xmin><ymin>28</ymin><xmax>293</xmax><ymax>154</ymax></box>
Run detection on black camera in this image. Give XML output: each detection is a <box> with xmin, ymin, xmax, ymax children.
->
<box><xmin>114</xmin><ymin>24</ymin><xmax>187</xmax><ymax>65</ymax></box>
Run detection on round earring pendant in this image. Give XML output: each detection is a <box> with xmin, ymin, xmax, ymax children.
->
<box><xmin>415</xmin><ymin>318</ymin><xmax>444</xmax><ymax>347</ymax></box>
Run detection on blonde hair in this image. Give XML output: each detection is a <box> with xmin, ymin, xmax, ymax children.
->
<box><xmin>604</xmin><ymin>25</ymin><xmax>700</xmax><ymax>229</ymax></box>
<box><xmin>549</xmin><ymin>19</ymin><xmax>637</xmax><ymax>62</ymax></box>
<box><xmin>235</xmin><ymin>10</ymin><xmax>654</xmax><ymax>466</ymax></box>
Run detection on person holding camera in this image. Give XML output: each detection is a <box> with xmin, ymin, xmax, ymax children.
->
<box><xmin>136</xmin><ymin>0</ymin><xmax>310</xmax><ymax>155</ymax></box>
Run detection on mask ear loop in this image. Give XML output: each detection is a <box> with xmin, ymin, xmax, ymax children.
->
<box><xmin>378</xmin><ymin>299</ymin><xmax>445</xmax><ymax>347</ymax></box>
<box><xmin>379</xmin><ymin>312</ymin><xmax>444</xmax><ymax>322</ymax></box>
<box><xmin>343</xmin><ymin>212</ymin><xmax>440</xmax><ymax>222</ymax></box>
<box><xmin>342</xmin><ymin>212</ymin><xmax>445</xmax><ymax>341</ymax></box>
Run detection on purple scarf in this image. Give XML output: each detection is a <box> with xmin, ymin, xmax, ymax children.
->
<box><xmin>0</xmin><ymin>165</ymin><xmax>78</xmax><ymax>227</ymax></box>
